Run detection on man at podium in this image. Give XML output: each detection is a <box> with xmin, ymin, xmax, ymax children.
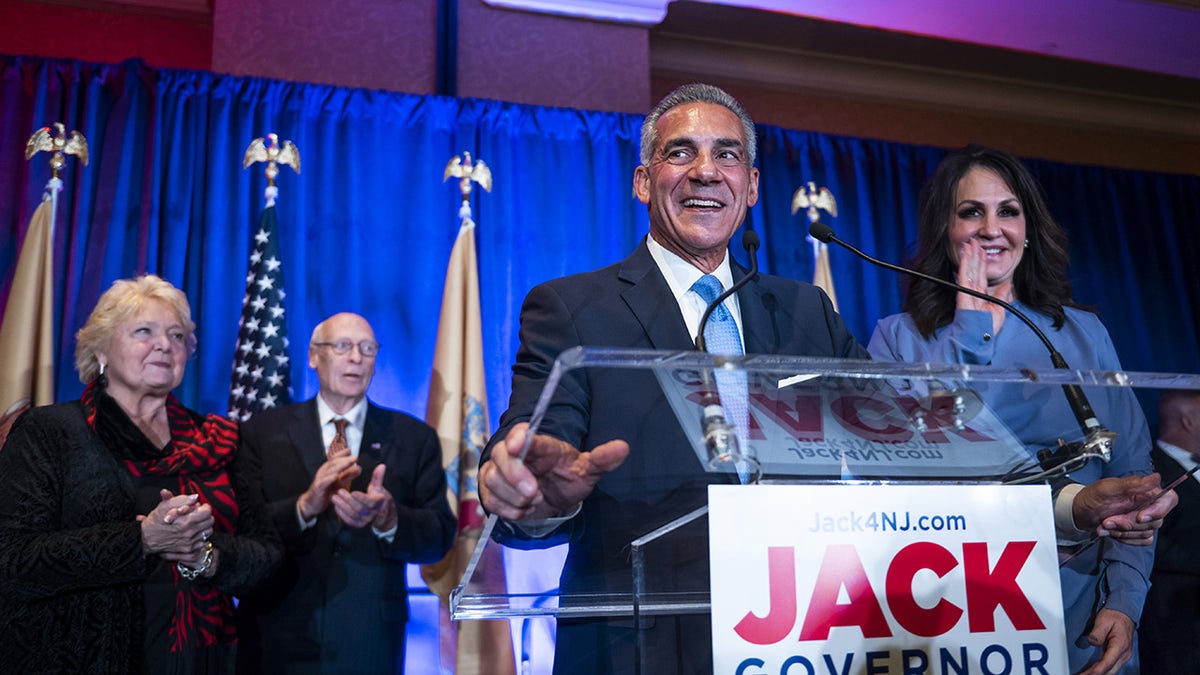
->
<box><xmin>479</xmin><ymin>83</ymin><xmax>867</xmax><ymax>674</ymax></box>
<box><xmin>478</xmin><ymin>84</ymin><xmax>1176</xmax><ymax>674</ymax></box>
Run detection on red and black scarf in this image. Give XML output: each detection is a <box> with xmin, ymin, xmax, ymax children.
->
<box><xmin>81</xmin><ymin>380</ymin><xmax>240</xmax><ymax>650</ymax></box>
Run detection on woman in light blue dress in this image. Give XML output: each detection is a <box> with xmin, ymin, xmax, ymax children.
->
<box><xmin>869</xmin><ymin>145</ymin><xmax>1153</xmax><ymax>675</ymax></box>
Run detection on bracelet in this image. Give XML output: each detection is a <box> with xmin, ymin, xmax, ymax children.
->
<box><xmin>176</xmin><ymin>541</ymin><xmax>214</xmax><ymax>581</ymax></box>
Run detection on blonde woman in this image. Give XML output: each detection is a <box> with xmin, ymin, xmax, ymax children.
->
<box><xmin>0</xmin><ymin>274</ymin><xmax>281</xmax><ymax>674</ymax></box>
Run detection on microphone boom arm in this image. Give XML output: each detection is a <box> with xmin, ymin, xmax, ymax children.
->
<box><xmin>810</xmin><ymin>223</ymin><xmax>1114</xmax><ymax>463</ymax></box>
<box><xmin>693</xmin><ymin>229</ymin><xmax>763</xmax><ymax>480</ymax></box>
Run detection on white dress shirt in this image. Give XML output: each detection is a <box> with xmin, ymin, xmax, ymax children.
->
<box><xmin>316</xmin><ymin>395</ymin><xmax>367</xmax><ymax>458</ymax></box>
<box><xmin>646</xmin><ymin>233</ymin><xmax>745</xmax><ymax>348</ymax></box>
<box><xmin>515</xmin><ymin>236</ymin><xmax>746</xmax><ymax>536</ymax></box>
<box><xmin>1157</xmin><ymin>440</ymin><xmax>1200</xmax><ymax>483</ymax></box>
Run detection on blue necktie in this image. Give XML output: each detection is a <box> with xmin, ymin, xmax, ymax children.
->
<box><xmin>692</xmin><ymin>274</ymin><xmax>744</xmax><ymax>357</ymax></box>
<box><xmin>691</xmin><ymin>274</ymin><xmax>752</xmax><ymax>481</ymax></box>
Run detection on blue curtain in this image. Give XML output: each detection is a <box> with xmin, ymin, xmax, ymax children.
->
<box><xmin>3</xmin><ymin>55</ymin><xmax>1198</xmax><ymax>429</ymax></box>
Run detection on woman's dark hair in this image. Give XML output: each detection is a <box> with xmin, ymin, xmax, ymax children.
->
<box><xmin>904</xmin><ymin>145</ymin><xmax>1084</xmax><ymax>337</ymax></box>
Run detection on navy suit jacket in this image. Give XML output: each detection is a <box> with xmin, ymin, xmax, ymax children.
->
<box><xmin>485</xmin><ymin>240</ymin><xmax>867</xmax><ymax>673</ymax></box>
<box><xmin>1139</xmin><ymin>445</ymin><xmax>1200</xmax><ymax>672</ymax></box>
<box><xmin>235</xmin><ymin>398</ymin><xmax>455</xmax><ymax>675</ymax></box>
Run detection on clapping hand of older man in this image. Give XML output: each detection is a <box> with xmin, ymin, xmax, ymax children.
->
<box><xmin>331</xmin><ymin>463</ymin><xmax>397</xmax><ymax>530</ymax></box>
<box><xmin>297</xmin><ymin>454</ymin><xmax>361</xmax><ymax>521</ymax></box>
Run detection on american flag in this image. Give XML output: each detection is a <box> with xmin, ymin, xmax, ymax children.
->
<box><xmin>227</xmin><ymin>204</ymin><xmax>291</xmax><ymax>421</ymax></box>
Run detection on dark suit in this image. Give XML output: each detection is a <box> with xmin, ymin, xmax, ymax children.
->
<box><xmin>485</xmin><ymin>240</ymin><xmax>867</xmax><ymax>674</ymax></box>
<box><xmin>235</xmin><ymin>398</ymin><xmax>455</xmax><ymax>675</ymax></box>
<box><xmin>1139</xmin><ymin>444</ymin><xmax>1200</xmax><ymax>672</ymax></box>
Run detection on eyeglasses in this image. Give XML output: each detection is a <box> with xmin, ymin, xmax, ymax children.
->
<box><xmin>313</xmin><ymin>340</ymin><xmax>379</xmax><ymax>357</ymax></box>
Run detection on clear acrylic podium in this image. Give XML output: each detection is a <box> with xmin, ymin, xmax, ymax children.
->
<box><xmin>451</xmin><ymin>346</ymin><xmax>1200</xmax><ymax>672</ymax></box>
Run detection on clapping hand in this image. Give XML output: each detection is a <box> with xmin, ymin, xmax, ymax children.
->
<box><xmin>298</xmin><ymin>454</ymin><xmax>361</xmax><ymax>520</ymax></box>
<box><xmin>139</xmin><ymin>489</ymin><xmax>213</xmax><ymax>562</ymax></box>
<box><xmin>331</xmin><ymin>463</ymin><xmax>396</xmax><ymax>531</ymax></box>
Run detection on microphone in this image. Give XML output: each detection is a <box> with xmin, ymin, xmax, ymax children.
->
<box><xmin>810</xmin><ymin>222</ymin><xmax>1116</xmax><ymax>468</ymax></box>
<box><xmin>695</xmin><ymin>228</ymin><xmax>761</xmax><ymax>477</ymax></box>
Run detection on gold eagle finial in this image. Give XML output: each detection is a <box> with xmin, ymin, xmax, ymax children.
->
<box><xmin>443</xmin><ymin>151</ymin><xmax>492</xmax><ymax>201</ymax></box>
<box><xmin>791</xmin><ymin>181</ymin><xmax>837</xmax><ymax>223</ymax></box>
<box><xmin>243</xmin><ymin>133</ymin><xmax>301</xmax><ymax>187</ymax></box>
<box><xmin>25</xmin><ymin>123</ymin><xmax>89</xmax><ymax>178</ymax></box>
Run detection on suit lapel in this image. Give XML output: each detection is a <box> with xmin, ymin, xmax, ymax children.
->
<box><xmin>289</xmin><ymin>399</ymin><xmax>327</xmax><ymax>480</ymax></box>
<box><xmin>615</xmin><ymin>239</ymin><xmax>782</xmax><ymax>354</ymax></box>
<box><xmin>618</xmin><ymin>241</ymin><xmax>696</xmax><ymax>351</ymax></box>
<box><xmin>736</xmin><ymin>266</ymin><xmax>776</xmax><ymax>355</ymax></box>
<box><xmin>358</xmin><ymin>403</ymin><xmax>388</xmax><ymax>486</ymax></box>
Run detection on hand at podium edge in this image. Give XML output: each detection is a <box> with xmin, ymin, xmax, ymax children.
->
<box><xmin>1072</xmin><ymin>473</ymin><xmax>1176</xmax><ymax>546</ymax></box>
<box><xmin>1077</xmin><ymin>608</ymin><xmax>1134</xmax><ymax>675</ymax></box>
<box><xmin>479</xmin><ymin>422</ymin><xmax>630</xmax><ymax>523</ymax></box>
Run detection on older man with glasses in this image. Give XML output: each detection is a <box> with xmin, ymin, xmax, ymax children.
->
<box><xmin>234</xmin><ymin>312</ymin><xmax>455</xmax><ymax>674</ymax></box>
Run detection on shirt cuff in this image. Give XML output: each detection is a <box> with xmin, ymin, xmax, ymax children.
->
<box><xmin>510</xmin><ymin>503</ymin><xmax>583</xmax><ymax>538</ymax></box>
<box><xmin>372</xmin><ymin>524</ymin><xmax>397</xmax><ymax>543</ymax></box>
<box><xmin>297</xmin><ymin>501</ymin><xmax>317</xmax><ymax>531</ymax></box>
<box><xmin>950</xmin><ymin>309</ymin><xmax>997</xmax><ymax>363</ymax></box>
<box><xmin>1054</xmin><ymin>482</ymin><xmax>1090</xmax><ymax>544</ymax></box>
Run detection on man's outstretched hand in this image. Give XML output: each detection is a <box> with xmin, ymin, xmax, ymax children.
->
<box><xmin>480</xmin><ymin>422</ymin><xmax>629</xmax><ymax>522</ymax></box>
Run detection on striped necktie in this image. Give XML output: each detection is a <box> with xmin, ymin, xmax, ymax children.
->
<box><xmin>329</xmin><ymin>417</ymin><xmax>350</xmax><ymax>458</ymax></box>
<box><xmin>329</xmin><ymin>417</ymin><xmax>352</xmax><ymax>490</ymax></box>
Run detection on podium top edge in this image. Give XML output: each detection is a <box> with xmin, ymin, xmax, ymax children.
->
<box><xmin>555</xmin><ymin>346</ymin><xmax>1200</xmax><ymax>390</ymax></box>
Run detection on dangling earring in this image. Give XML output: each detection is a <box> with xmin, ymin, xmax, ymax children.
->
<box><xmin>1024</xmin><ymin>239</ymin><xmax>1029</xmax><ymax>249</ymax></box>
<box><xmin>97</xmin><ymin>361</ymin><xmax>108</xmax><ymax>388</ymax></box>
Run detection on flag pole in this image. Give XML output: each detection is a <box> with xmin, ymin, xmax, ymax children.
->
<box><xmin>45</xmin><ymin>176</ymin><xmax>61</xmax><ymax>237</ymax></box>
<box><xmin>423</xmin><ymin>151</ymin><xmax>515</xmax><ymax>675</ymax></box>
<box><xmin>27</xmin><ymin>121</ymin><xmax>87</xmax><ymax>187</ymax></box>
<box><xmin>25</xmin><ymin>121</ymin><xmax>90</xmax><ymax>241</ymax></box>
<box><xmin>792</xmin><ymin>181</ymin><xmax>840</xmax><ymax>311</ymax></box>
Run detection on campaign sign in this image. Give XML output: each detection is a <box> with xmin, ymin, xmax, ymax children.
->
<box><xmin>655</xmin><ymin>368</ymin><xmax>1034</xmax><ymax>480</ymax></box>
<box><xmin>709</xmin><ymin>484</ymin><xmax>1067</xmax><ymax>675</ymax></box>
